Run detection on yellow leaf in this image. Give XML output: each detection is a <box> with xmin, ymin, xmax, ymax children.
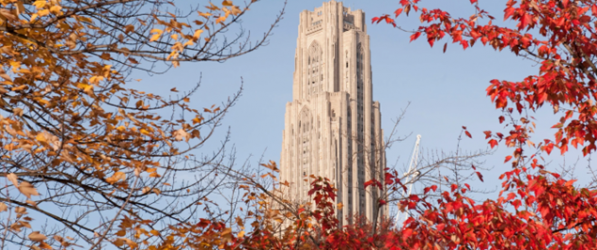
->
<box><xmin>216</xmin><ymin>15</ymin><xmax>227</xmax><ymax>24</ymax></box>
<box><xmin>149</xmin><ymin>29</ymin><xmax>163</xmax><ymax>42</ymax></box>
<box><xmin>237</xmin><ymin>230</ymin><xmax>244</xmax><ymax>238</ymax></box>
<box><xmin>30</xmin><ymin>14</ymin><xmax>38</xmax><ymax>22</ymax></box>
<box><xmin>106</xmin><ymin>172</ymin><xmax>126</xmax><ymax>184</ymax></box>
<box><xmin>36</xmin><ymin>133</ymin><xmax>47</xmax><ymax>143</ymax></box>
<box><xmin>77</xmin><ymin>82</ymin><xmax>93</xmax><ymax>91</ymax></box>
<box><xmin>150</xmin><ymin>229</ymin><xmax>160</xmax><ymax>236</ymax></box>
<box><xmin>12</xmin><ymin>85</ymin><xmax>28</xmax><ymax>91</ymax></box>
<box><xmin>32</xmin><ymin>0</ymin><xmax>46</xmax><ymax>9</ymax></box>
<box><xmin>198</xmin><ymin>12</ymin><xmax>211</xmax><ymax>18</ymax></box>
<box><xmin>150</xmin><ymin>34</ymin><xmax>161</xmax><ymax>42</ymax></box>
<box><xmin>50</xmin><ymin>6</ymin><xmax>62</xmax><ymax>14</ymax></box>
<box><xmin>140</xmin><ymin>129</ymin><xmax>150</xmax><ymax>135</ymax></box>
<box><xmin>193</xmin><ymin>29</ymin><xmax>203</xmax><ymax>39</ymax></box>
<box><xmin>37</xmin><ymin>9</ymin><xmax>50</xmax><ymax>17</ymax></box>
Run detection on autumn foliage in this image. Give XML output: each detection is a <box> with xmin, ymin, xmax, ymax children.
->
<box><xmin>0</xmin><ymin>0</ymin><xmax>282</xmax><ymax>249</ymax></box>
<box><xmin>4</xmin><ymin>0</ymin><xmax>597</xmax><ymax>249</ymax></box>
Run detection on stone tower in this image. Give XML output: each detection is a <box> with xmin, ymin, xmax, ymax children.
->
<box><xmin>279</xmin><ymin>1</ymin><xmax>386</xmax><ymax>226</ymax></box>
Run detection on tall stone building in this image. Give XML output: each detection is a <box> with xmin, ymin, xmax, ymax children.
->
<box><xmin>279</xmin><ymin>1</ymin><xmax>386</xmax><ymax>226</ymax></box>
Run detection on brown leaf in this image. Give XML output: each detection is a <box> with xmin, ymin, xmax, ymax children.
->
<box><xmin>0</xmin><ymin>202</ymin><xmax>6</xmax><ymax>212</ymax></box>
<box><xmin>18</xmin><ymin>182</ymin><xmax>40</xmax><ymax>199</ymax></box>
<box><xmin>173</xmin><ymin>129</ymin><xmax>189</xmax><ymax>142</ymax></box>
<box><xmin>0</xmin><ymin>9</ymin><xmax>17</xmax><ymax>21</ymax></box>
<box><xmin>39</xmin><ymin>241</ymin><xmax>52</xmax><ymax>250</ymax></box>
<box><xmin>13</xmin><ymin>107</ymin><xmax>23</xmax><ymax>116</ymax></box>
<box><xmin>26</xmin><ymin>200</ymin><xmax>37</xmax><ymax>207</ymax></box>
<box><xmin>53</xmin><ymin>235</ymin><xmax>64</xmax><ymax>243</ymax></box>
<box><xmin>28</xmin><ymin>231</ymin><xmax>47</xmax><ymax>242</ymax></box>
<box><xmin>6</xmin><ymin>173</ymin><xmax>18</xmax><ymax>187</ymax></box>
<box><xmin>15</xmin><ymin>206</ymin><xmax>26</xmax><ymax>215</ymax></box>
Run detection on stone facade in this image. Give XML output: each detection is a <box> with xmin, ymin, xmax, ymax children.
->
<box><xmin>280</xmin><ymin>0</ymin><xmax>387</xmax><ymax>226</ymax></box>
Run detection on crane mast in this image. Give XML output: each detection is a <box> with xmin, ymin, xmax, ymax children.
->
<box><xmin>396</xmin><ymin>134</ymin><xmax>421</xmax><ymax>226</ymax></box>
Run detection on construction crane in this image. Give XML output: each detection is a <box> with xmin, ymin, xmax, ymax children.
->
<box><xmin>396</xmin><ymin>134</ymin><xmax>422</xmax><ymax>226</ymax></box>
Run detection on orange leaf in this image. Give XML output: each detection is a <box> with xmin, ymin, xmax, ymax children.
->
<box><xmin>504</xmin><ymin>155</ymin><xmax>513</xmax><ymax>163</ymax></box>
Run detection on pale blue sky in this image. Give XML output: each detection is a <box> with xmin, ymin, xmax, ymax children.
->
<box><xmin>137</xmin><ymin>0</ymin><xmax>591</xmax><ymax>198</ymax></box>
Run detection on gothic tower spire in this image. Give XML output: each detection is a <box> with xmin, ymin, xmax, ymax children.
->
<box><xmin>280</xmin><ymin>1</ymin><xmax>386</xmax><ymax>226</ymax></box>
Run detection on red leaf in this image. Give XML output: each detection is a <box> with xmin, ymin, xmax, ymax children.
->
<box><xmin>520</xmin><ymin>13</ymin><xmax>532</xmax><ymax>29</ymax></box>
<box><xmin>443</xmin><ymin>43</ymin><xmax>447</xmax><ymax>53</ymax></box>
<box><xmin>504</xmin><ymin>155</ymin><xmax>513</xmax><ymax>163</ymax></box>
<box><xmin>394</xmin><ymin>8</ymin><xmax>403</xmax><ymax>17</ymax></box>
<box><xmin>483</xmin><ymin>130</ymin><xmax>492</xmax><ymax>139</ymax></box>
<box><xmin>461</xmin><ymin>40</ymin><xmax>469</xmax><ymax>50</ymax></box>
<box><xmin>489</xmin><ymin>139</ymin><xmax>498</xmax><ymax>149</ymax></box>
<box><xmin>465</xmin><ymin>130</ymin><xmax>472</xmax><ymax>138</ymax></box>
<box><xmin>430</xmin><ymin>185</ymin><xmax>437</xmax><ymax>192</ymax></box>
<box><xmin>545</xmin><ymin>143</ymin><xmax>554</xmax><ymax>155</ymax></box>
<box><xmin>476</xmin><ymin>172</ymin><xmax>484</xmax><ymax>182</ymax></box>
<box><xmin>499</xmin><ymin>116</ymin><xmax>505</xmax><ymax>124</ymax></box>
<box><xmin>504</xmin><ymin>7</ymin><xmax>515</xmax><ymax>20</ymax></box>
<box><xmin>402</xmin><ymin>228</ymin><xmax>413</xmax><ymax>239</ymax></box>
<box><xmin>385</xmin><ymin>172</ymin><xmax>395</xmax><ymax>185</ymax></box>
<box><xmin>410</xmin><ymin>32</ymin><xmax>421</xmax><ymax>42</ymax></box>
<box><xmin>371</xmin><ymin>17</ymin><xmax>380</xmax><ymax>24</ymax></box>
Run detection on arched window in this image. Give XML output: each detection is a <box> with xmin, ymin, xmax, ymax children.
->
<box><xmin>357</xmin><ymin>43</ymin><xmax>364</xmax><ymax>86</ymax></box>
<box><xmin>299</xmin><ymin>107</ymin><xmax>312</xmax><ymax>195</ymax></box>
<box><xmin>307</xmin><ymin>41</ymin><xmax>323</xmax><ymax>96</ymax></box>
